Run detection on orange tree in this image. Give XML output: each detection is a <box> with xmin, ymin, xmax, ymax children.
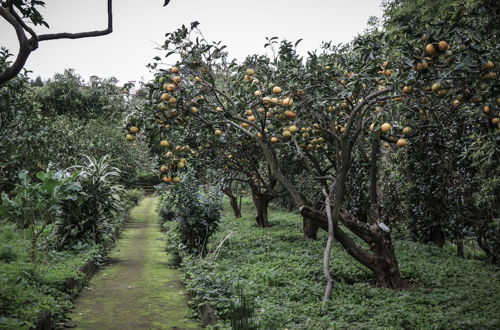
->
<box><xmin>129</xmin><ymin>25</ymin><xmax>406</xmax><ymax>288</ymax></box>
<box><xmin>130</xmin><ymin>17</ymin><xmax>497</xmax><ymax>288</ymax></box>
<box><xmin>379</xmin><ymin>0</ymin><xmax>499</xmax><ymax>262</ymax></box>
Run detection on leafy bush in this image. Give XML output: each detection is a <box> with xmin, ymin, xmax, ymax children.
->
<box><xmin>0</xmin><ymin>170</ymin><xmax>81</xmax><ymax>261</ymax></box>
<box><xmin>122</xmin><ymin>189</ymin><xmax>145</xmax><ymax>207</ymax></box>
<box><xmin>33</xmin><ymin>69</ymin><xmax>125</xmax><ymax>120</ymax></box>
<box><xmin>53</xmin><ymin>155</ymin><xmax>125</xmax><ymax>249</ymax></box>
<box><xmin>162</xmin><ymin>171</ymin><xmax>222</xmax><ymax>264</ymax></box>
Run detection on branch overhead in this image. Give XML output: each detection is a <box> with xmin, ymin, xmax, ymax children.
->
<box><xmin>0</xmin><ymin>0</ymin><xmax>114</xmax><ymax>85</ymax></box>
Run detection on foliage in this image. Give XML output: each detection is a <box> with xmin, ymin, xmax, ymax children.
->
<box><xmin>465</xmin><ymin>132</ymin><xmax>500</xmax><ymax>263</ymax></box>
<box><xmin>181</xmin><ymin>198</ymin><xmax>500</xmax><ymax>329</ymax></box>
<box><xmin>228</xmin><ymin>288</ymin><xmax>259</xmax><ymax>330</ymax></box>
<box><xmin>0</xmin><ymin>170</ymin><xmax>81</xmax><ymax>261</ymax></box>
<box><xmin>53</xmin><ymin>155</ymin><xmax>125</xmax><ymax>249</ymax></box>
<box><xmin>0</xmin><ymin>223</ymin><xmax>102</xmax><ymax>329</ymax></box>
<box><xmin>378</xmin><ymin>0</ymin><xmax>500</xmax><ymax>261</ymax></box>
<box><xmin>0</xmin><ymin>48</ymin><xmax>41</xmax><ymax>192</ymax></box>
<box><xmin>122</xmin><ymin>189</ymin><xmax>145</xmax><ymax>207</ymax></box>
<box><xmin>161</xmin><ymin>170</ymin><xmax>222</xmax><ymax>264</ymax></box>
<box><xmin>0</xmin><ymin>0</ymin><xmax>49</xmax><ymax>28</ymax></box>
<box><xmin>0</xmin><ymin>64</ymin><xmax>152</xmax><ymax>192</ymax></box>
<box><xmin>33</xmin><ymin>69</ymin><xmax>125</xmax><ymax>120</ymax></box>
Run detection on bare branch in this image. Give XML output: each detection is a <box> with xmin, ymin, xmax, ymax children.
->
<box><xmin>0</xmin><ymin>0</ymin><xmax>114</xmax><ymax>85</ymax></box>
<box><xmin>38</xmin><ymin>0</ymin><xmax>113</xmax><ymax>41</ymax></box>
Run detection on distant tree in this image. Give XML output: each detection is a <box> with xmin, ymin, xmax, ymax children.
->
<box><xmin>30</xmin><ymin>75</ymin><xmax>43</xmax><ymax>86</ymax></box>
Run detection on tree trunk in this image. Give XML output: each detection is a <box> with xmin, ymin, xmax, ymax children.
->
<box><xmin>457</xmin><ymin>239</ymin><xmax>464</xmax><ymax>258</ymax></box>
<box><xmin>252</xmin><ymin>192</ymin><xmax>272</xmax><ymax>228</ymax></box>
<box><xmin>322</xmin><ymin>191</ymin><xmax>335</xmax><ymax>304</ymax></box>
<box><xmin>229</xmin><ymin>195</ymin><xmax>241</xmax><ymax>218</ymax></box>
<box><xmin>221</xmin><ymin>183</ymin><xmax>241</xmax><ymax>218</ymax></box>
<box><xmin>300</xmin><ymin>206</ymin><xmax>405</xmax><ymax>289</ymax></box>
<box><xmin>429</xmin><ymin>225</ymin><xmax>446</xmax><ymax>247</ymax></box>
<box><xmin>370</xmin><ymin>230</ymin><xmax>404</xmax><ymax>288</ymax></box>
<box><xmin>303</xmin><ymin>216</ymin><xmax>321</xmax><ymax>239</ymax></box>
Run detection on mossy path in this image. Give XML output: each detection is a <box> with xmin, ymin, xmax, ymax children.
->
<box><xmin>68</xmin><ymin>196</ymin><xmax>199</xmax><ymax>329</ymax></box>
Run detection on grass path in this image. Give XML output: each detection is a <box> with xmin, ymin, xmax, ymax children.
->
<box><xmin>67</xmin><ymin>196</ymin><xmax>199</xmax><ymax>329</ymax></box>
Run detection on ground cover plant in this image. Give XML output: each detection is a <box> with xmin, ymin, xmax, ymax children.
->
<box><xmin>0</xmin><ymin>164</ymin><xmax>144</xmax><ymax>328</ymax></box>
<box><xmin>178</xmin><ymin>198</ymin><xmax>500</xmax><ymax>329</ymax></box>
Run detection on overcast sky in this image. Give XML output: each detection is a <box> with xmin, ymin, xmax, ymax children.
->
<box><xmin>0</xmin><ymin>0</ymin><xmax>384</xmax><ymax>85</ymax></box>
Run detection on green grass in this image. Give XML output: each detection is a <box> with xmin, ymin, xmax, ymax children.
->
<box><xmin>0</xmin><ymin>225</ymin><xmax>102</xmax><ymax>329</ymax></box>
<box><xmin>180</xmin><ymin>197</ymin><xmax>500</xmax><ymax>329</ymax></box>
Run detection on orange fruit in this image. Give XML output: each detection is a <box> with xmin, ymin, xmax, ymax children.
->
<box><xmin>245</xmin><ymin>68</ymin><xmax>255</xmax><ymax>76</ymax></box>
<box><xmin>425</xmin><ymin>44</ymin><xmax>436</xmax><ymax>55</ymax></box>
<box><xmin>437</xmin><ymin>41</ymin><xmax>449</xmax><ymax>52</ymax></box>
<box><xmin>282</xmin><ymin>97</ymin><xmax>294</xmax><ymax>106</ymax></box>
<box><xmin>380</xmin><ymin>123</ymin><xmax>392</xmax><ymax>133</ymax></box>
<box><xmin>284</xmin><ymin>110</ymin><xmax>297</xmax><ymax>119</ymax></box>
<box><xmin>402</xmin><ymin>127</ymin><xmax>412</xmax><ymax>135</ymax></box>
<box><xmin>397</xmin><ymin>138</ymin><xmax>407</xmax><ymax>148</ymax></box>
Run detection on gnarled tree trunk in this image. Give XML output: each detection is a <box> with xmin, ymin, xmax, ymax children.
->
<box><xmin>303</xmin><ymin>216</ymin><xmax>322</xmax><ymax>240</ymax></box>
<box><xmin>251</xmin><ymin>191</ymin><xmax>273</xmax><ymax>228</ymax></box>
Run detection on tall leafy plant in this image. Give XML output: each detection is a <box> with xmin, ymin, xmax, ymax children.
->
<box><xmin>164</xmin><ymin>171</ymin><xmax>222</xmax><ymax>263</ymax></box>
<box><xmin>0</xmin><ymin>170</ymin><xmax>81</xmax><ymax>261</ymax></box>
<box><xmin>54</xmin><ymin>155</ymin><xmax>124</xmax><ymax>248</ymax></box>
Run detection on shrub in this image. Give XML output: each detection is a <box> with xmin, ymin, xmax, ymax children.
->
<box><xmin>162</xmin><ymin>171</ymin><xmax>222</xmax><ymax>264</ymax></box>
<box><xmin>0</xmin><ymin>170</ymin><xmax>81</xmax><ymax>261</ymax></box>
<box><xmin>122</xmin><ymin>189</ymin><xmax>145</xmax><ymax>207</ymax></box>
<box><xmin>53</xmin><ymin>155</ymin><xmax>125</xmax><ymax>249</ymax></box>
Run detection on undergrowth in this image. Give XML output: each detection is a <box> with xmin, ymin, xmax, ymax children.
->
<box><xmin>179</xmin><ymin>197</ymin><xmax>500</xmax><ymax>329</ymax></box>
<box><xmin>0</xmin><ymin>190</ymin><xmax>141</xmax><ymax>329</ymax></box>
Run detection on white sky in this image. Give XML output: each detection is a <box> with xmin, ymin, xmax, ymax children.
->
<box><xmin>0</xmin><ymin>0</ymin><xmax>384</xmax><ymax>85</ymax></box>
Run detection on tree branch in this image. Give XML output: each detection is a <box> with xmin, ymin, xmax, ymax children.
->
<box><xmin>37</xmin><ymin>0</ymin><xmax>113</xmax><ymax>41</ymax></box>
<box><xmin>0</xmin><ymin>0</ymin><xmax>114</xmax><ymax>85</ymax></box>
<box><xmin>0</xmin><ymin>6</ymin><xmax>33</xmax><ymax>84</ymax></box>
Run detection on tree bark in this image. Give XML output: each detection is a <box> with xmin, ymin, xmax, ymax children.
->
<box><xmin>303</xmin><ymin>216</ymin><xmax>321</xmax><ymax>239</ymax></box>
<box><xmin>322</xmin><ymin>190</ymin><xmax>335</xmax><ymax>304</ymax></box>
<box><xmin>457</xmin><ymin>239</ymin><xmax>464</xmax><ymax>258</ymax></box>
<box><xmin>221</xmin><ymin>183</ymin><xmax>241</xmax><ymax>218</ymax></box>
<box><xmin>229</xmin><ymin>195</ymin><xmax>241</xmax><ymax>218</ymax></box>
<box><xmin>300</xmin><ymin>206</ymin><xmax>405</xmax><ymax>289</ymax></box>
<box><xmin>252</xmin><ymin>192</ymin><xmax>272</xmax><ymax>228</ymax></box>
